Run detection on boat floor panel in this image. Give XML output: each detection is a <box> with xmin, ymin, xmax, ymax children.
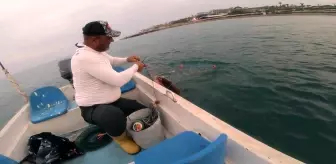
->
<box><xmin>61</xmin><ymin>126</ymin><xmax>135</xmax><ymax>164</ymax></box>
<box><xmin>63</xmin><ymin>142</ymin><xmax>135</xmax><ymax>164</ymax></box>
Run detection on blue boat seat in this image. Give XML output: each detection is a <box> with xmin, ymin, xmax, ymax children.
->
<box><xmin>0</xmin><ymin>154</ymin><xmax>18</xmax><ymax>164</ymax></box>
<box><xmin>113</xmin><ymin>67</ymin><xmax>136</xmax><ymax>93</ymax></box>
<box><xmin>134</xmin><ymin>131</ymin><xmax>227</xmax><ymax>164</ymax></box>
<box><xmin>29</xmin><ymin>67</ymin><xmax>135</xmax><ymax>124</ymax></box>
<box><xmin>29</xmin><ymin>86</ymin><xmax>69</xmax><ymax>124</ymax></box>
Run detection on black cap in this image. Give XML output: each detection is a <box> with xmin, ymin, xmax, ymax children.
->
<box><xmin>82</xmin><ymin>21</ymin><xmax>121</xmax><ymax>37</ymax></box>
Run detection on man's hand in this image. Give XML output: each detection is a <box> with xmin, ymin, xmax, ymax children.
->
<box><xmin>134</xmin><ymin>61</ymin><xmax>145</xmax><ymax>72</ymax></box>
<box><xmin>127</xmin><ymin>56</ymin><xmax>140</xmax><ymax>62</ymax></box>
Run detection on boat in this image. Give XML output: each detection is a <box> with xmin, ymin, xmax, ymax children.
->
<box><xmin>0</xmin><ymin>63</ymin><xmax>303</xmax><ymax>164</ymax></box>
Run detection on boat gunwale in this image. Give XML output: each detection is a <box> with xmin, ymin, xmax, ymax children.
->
<box><xmin>0</xmin><ymin>104</ymin><xmax>29</xmax><ymax>137</ymax></box>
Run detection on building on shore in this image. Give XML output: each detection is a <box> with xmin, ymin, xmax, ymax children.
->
<box><xmin>209</xmin><ymin>9</ymin><xmax>231</xmax><ymax>15</ymax></box>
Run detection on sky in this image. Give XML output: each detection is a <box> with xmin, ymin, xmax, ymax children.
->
<box><xmin>0</xmin><ymin>0</ymin><xmax>335</xmax><ymax>74</ymax></box>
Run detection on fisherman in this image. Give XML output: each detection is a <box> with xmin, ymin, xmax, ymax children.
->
<box><xmin>71</xmin><ymin>20</ymin><xmax>145</xmax><ymax>154</ymax></box>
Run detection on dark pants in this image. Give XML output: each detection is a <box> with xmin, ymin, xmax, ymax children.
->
<box><xmin>79</xmin><ymin>98</ymin><xmax>146</xmax><ymax>137</ymax></box>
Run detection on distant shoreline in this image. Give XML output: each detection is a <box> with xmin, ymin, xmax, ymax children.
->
<box><xmin>121</xmin><ymin>12</ymin><xmax>336</xmax><ymax>40</ymax></box>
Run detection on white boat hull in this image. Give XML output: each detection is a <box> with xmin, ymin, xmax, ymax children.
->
<box><xmin>0</xmin><ymin>73</ymin><xmax>303</xmax><ymax>164</ymax></box>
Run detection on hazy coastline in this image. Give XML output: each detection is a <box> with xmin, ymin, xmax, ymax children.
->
<box><xmin>122</xmin><ymin>12</ymin><xmax>336</xmax><ymax>40</ymax></box>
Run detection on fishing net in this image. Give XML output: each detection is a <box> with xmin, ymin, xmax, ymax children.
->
<box><xmin>141</xmin><ymin>55</ymin><xmax>218</xmax><ymax>92</ymax></box>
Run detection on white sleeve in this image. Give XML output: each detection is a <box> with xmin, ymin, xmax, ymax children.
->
<box><xmin>105</xmin><ymin>54</ymin><xmax>128</xmax><ymax>66</ymax></box>
<box><xmin>81</xmin><ymin>57</ymin><xmax>138</xmax><ymax>87</ymax></box>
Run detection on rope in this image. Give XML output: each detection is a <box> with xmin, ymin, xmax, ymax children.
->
<box><xmin>0</xmin><ymin>62</ymin><xmax>5</xmax><ymax>70</ymax></box>
<box><xmin>141</xmin><ymin>57</ymin><xmax>160</xmax><ymax>105</ymax></box>
<box><xmin>126</xmin><ymin>57</ymin><xmax>162</xmax><ymax>132</ymax></box>
<box><xmin>0</xmin><ymin>61</ymin><xmax>29</xmax><ymax>103</ymax></box>
<box><xmin>141</xmin><ymin>56</ymin><xmax>182</xmax><ymax>103</ymax></box>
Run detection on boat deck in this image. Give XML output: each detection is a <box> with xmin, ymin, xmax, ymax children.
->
<box><xmin>63</xmin><ymin>142</ymin><xmax>135</xmax><ymax>164</ymax></box>
<box><xmin>61</xmin><ymin>126</ymin><xmax>136</xmax><ymax>164</ymax></box>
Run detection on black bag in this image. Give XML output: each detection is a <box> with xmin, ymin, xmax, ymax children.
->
<box><xmin>20</xmin><ymin>132</ymin><xmax>84</xmax><ymax>164</ymax></box>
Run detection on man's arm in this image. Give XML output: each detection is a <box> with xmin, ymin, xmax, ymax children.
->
<box><xmin>105</xmin><ymin>53</ymin><xmax>128</xmax><ymax>66</ymax></box>
<box><xmin>81</xmin><ymin>57</ymin><xmax>138</xmax><ymax>87</ymax></box>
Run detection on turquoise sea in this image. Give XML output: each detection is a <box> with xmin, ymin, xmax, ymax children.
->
<box><xmin>1</xmin><ymin>15</ymin><xmax>335</xmax><ymax>163</ymax></box>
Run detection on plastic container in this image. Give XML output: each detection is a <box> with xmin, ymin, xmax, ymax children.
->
<box><xmin>126</xmin><ymin>108</ymin><xmax>165</xmax><ymax>149</ymax></box>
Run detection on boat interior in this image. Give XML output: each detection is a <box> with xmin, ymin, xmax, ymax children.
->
<box><xmin>0</xmin><ymin>67</ymin><xmax>229</xmax><ymax>164</ymax></box>
<box><xmin>0</xmin><ymin>67</ymin><xmax>302</xmax><ymax>164</ymax></box>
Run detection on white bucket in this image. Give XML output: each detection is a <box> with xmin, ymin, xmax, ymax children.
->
<box><xmin>126</xmin><ymin>108</ymin><xmax>165</xmax><ymax>149</ymax></box>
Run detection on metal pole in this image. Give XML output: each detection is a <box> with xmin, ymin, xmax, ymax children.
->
<box><xmin>0</xmin><ymin>61</ymin><xmax>29</xmax><ymax>103</ymax></box>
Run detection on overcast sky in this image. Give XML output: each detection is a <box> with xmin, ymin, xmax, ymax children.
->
<box><xmin>0</xmin><ymin>0</ymin><xmax>335</xmax><ymax>73</ymax></box>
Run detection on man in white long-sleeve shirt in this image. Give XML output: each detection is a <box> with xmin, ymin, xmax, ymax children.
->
<box><xmin>71</xmin><ymin>21</ymin><xmax>145</xmax><ymax>154</ymax></box>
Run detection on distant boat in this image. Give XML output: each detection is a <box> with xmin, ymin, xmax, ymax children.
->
<box><xmin>0</xmin><ymin>64</ymin><xmax>303</xmax><ymax>164</ymax></box>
